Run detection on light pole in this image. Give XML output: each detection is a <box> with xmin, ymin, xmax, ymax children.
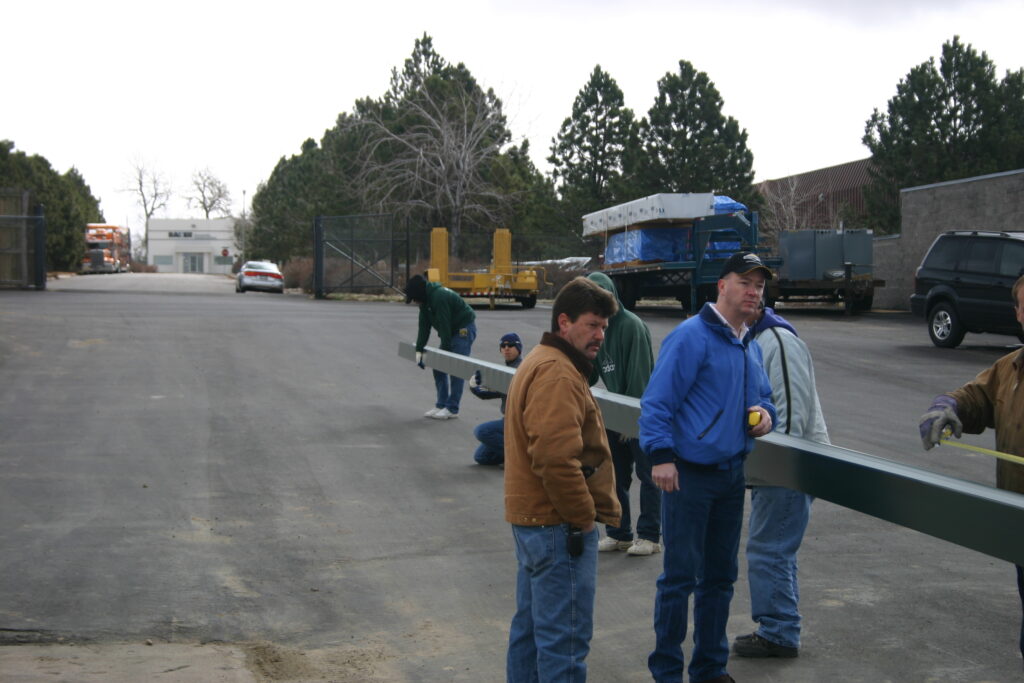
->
<box><xmin>241</xmin><ymin>189</ymin><xmax>246</xmax><ymax>259</ymax></box>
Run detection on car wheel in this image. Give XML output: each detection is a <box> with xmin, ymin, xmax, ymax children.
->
<box><xmin>928</xmin><ymin>303</ymin><xmax>965</xmax><ymax>348</ymax></box>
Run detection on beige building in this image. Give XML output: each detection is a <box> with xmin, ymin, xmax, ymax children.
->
<box><xmin>148</xmin><ymin>218</ymin><xmax>236</xmax><ymax>274</ymax></box>
<box><xmin>874</xmin><ymin>168</ymin><xmax>1024</xmax><ymax>309</ymax></box>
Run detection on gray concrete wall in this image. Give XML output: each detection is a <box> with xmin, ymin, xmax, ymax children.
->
<box><xmin>873</xmin><ymin>168</ymin><xmax>1024</xmax><ymax>310</ymax></box>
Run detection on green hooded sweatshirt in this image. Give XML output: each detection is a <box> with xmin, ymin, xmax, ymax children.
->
<box><xmin>586</xmin><ymin>272</ymin><xmax>654</xmax><ymax>399</ymax></box>
<box><xmin>415</xmin><ymin>281</ymin><xmax>476</xmax><ymax>352</ymax></box>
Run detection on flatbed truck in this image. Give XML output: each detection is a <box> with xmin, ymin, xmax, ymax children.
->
<box><xmin>586</xmin><ymin>194</ymin><xmax>882</xmax><ymax>314</ymax></box>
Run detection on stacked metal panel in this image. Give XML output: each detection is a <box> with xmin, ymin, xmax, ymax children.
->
<box><xmin>582</xmin><ymin>193</ymin><xmax>715</xmax><ymax>237</ymax></box>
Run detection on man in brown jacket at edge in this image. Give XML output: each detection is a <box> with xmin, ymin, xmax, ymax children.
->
<box><xmin>504</xmin><ymin>276</ymin><xmax>622</xmax><ymax>682</ymax></box>
<box><xmin>919</xmin><ymin>274</ymin><xmax>1024</xmax><ymax>669</ymax></box>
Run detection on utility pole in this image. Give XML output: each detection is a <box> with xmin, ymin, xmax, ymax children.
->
<box><xmin>241</xmin><ymin>189</ymin><xmax>246</xmax><ymax>258</ymax></box>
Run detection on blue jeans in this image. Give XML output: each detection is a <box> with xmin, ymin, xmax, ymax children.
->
<box><xmin>508</xmin><ymin>524</ymin><xmax>598</xmax><ymax>683</ymax></box>
<box><xmin>649</xmin><ymin>460</ymin><xmax>745</xmax><ymax>683</ymax></box>
<box><xmin>474</xmin><ymin>418</ymin><xmax>505</xmax><ymax>465</ymax></box>
<box><xmin>605</xmin><ymin>430</ymin><xmax>661</xmax><ymax>543</ymax></box>
<box><xmin>745</xmin><ymin>486</ymin><xmax>813</xmax><ymax>649</ymax></box>
<box><xmin>432</xmin><ymin>323</ymin><xmax>476</xmax><ymax>413</ymax></box>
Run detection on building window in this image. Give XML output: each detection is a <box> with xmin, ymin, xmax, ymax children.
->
<box><xmin>153</xmin><ymin>255</ymin><xmax>173</xmax><ymax>266</ymax></box>
<box><xmin>168</xmin><ymin>231</ymin><xmax>193</xmax><ymax>238</ymax></box>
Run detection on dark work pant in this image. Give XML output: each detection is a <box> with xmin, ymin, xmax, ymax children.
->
<box><xmin>1017</xmin><ymin>564</ymin><xmax>1023</xmax><ymax>666</ymax></box>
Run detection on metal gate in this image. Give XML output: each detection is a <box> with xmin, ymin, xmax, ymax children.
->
<box><xmin>312</xmin><ymin>214</ymin><xmax>410</xmax><ymax>299</ymax></box>
<box><xmin>0</xmin><ymin>191</ymin><xmax>46</xmax><ymax>289</ymax></box>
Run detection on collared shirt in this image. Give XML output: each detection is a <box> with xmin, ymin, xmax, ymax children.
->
<box><xmin>709</xmin><ymin>302</ymin><xmax>749</xmax><ymax>339</ymax></box>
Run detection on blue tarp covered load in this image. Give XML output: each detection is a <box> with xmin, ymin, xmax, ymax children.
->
<box><xmin>714</xmin><ymin>196</ymin><xmax>747</xmax><ymax>214</ymax></box>
<box><xmin>605</xmin><ymin>227</ymin><xmax>693</xmax><ymax>265</ymax></box>
<box><xmin>705</xmin><ymin>230</ymin><xmax>742</xmax><ymax>259</ymax></box>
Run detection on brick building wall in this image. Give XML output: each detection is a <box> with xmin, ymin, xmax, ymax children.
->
<box><xmin>873</xmin><ymin>168</ymin><xmax>1024</xmax><ymax>309</ymax></box>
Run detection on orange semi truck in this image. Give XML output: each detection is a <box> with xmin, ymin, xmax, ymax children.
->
<box><xmin>81</xmin><ymin>224</ymin><xmax>131</xmax><ymax>273</ymax></box>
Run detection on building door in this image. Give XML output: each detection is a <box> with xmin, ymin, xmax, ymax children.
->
<box><xmin>181</xmin><ymin>253</ymin><xmax>205</xmax><ymax>273</ymax></box>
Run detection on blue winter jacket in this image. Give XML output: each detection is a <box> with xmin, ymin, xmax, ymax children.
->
<box><xmin>640</xmin><ymin>303</ymin><xmax>776</xmax><ymax>466</ymax></box>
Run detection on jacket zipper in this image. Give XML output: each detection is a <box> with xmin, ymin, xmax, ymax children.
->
<box><xmin>698</xmin><ymin>409</ymin><xmax>723</xmax><ymax>440</ymax></box>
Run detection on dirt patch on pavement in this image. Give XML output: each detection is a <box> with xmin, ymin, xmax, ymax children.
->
<box><xmin>243</xmin><ymin>641</ymin><xmax>389</xmax><ymax>682</ymax></box>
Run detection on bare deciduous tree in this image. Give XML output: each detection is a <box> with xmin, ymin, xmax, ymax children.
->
<box><xmin>757</xmin><ymin>175</ymin><xmax>841</xmax><ymax>249</ymax></box>
<box><xmin>126</xmin><ymin>161</ymin><xmax>171</xmax><ymax>260</ymax></box>
<box><xmin>187</xmin><ymin>168</ymin><xmax>232</xmax><ymax>219</ymax></box>
<box><xmin>345</xmin><ymin>81</ymin><xmax>513</xmax><ymax>251</ymax></box>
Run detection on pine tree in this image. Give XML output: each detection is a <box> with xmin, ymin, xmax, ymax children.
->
<box><xmin>548</xmin><ymin>65</ymin><xmax>637</xmax><ymax>217</ymax></box>
<box><xmin>638</xmin><ymin>60</ymin><xmax>755</xmax><ymax>204</ymax></box>
<box><xmin>863</xmin><ymin>36</ymin><xmax>1024</xmax><ymax>233</ymax></box>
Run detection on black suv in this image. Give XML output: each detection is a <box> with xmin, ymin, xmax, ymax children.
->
<box><xmin>910</xmin><ymin>230</ymin><xmax>1024</xmax><ymax>348</ymax></box>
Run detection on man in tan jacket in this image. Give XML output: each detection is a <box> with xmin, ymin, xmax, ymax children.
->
<box><xmin>919</xmin><ymin>274</ymin><xmax>1024</xmax><ymax>668</ymax></box>
<box><xmin>504</xmin><ymin>276</ymin><xmax>622</xmax><ymax>682</ymax></box>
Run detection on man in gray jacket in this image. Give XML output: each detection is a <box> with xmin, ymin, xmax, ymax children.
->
<box><xmin>733</xmin><ymin>302</ymin><xmax>829</xmax><ymax>659</ymax></box>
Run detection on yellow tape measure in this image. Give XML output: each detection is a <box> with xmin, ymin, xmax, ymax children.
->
<box><xmin>748</xmin><ymin>411</ymin><xmax>761</xmax><ymax>427</ymax></box>
<box><xmin>940</xmin><ymin>430</ymin><xmax>1024</xmax><ymax>466</ymax></box>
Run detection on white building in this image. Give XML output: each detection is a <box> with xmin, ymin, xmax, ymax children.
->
<box><xmin>148</xmin><ymin>218</ymin><xmax>236</xmax><ymax>274</ymax></box>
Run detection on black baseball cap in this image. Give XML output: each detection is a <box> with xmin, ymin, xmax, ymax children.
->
<box><xmin>404</xmin><ymin>274</ymin><xmax>428</xmax><ymax>303</ymax></box>
<box><xmin>719</xmin><ymin>251</ymin><xmax>773</xmax><ymax>279</ymax></box>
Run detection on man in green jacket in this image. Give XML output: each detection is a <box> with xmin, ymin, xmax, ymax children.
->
<box><xmin>587</xmin><ymin>272</ymin><xmax>660</xmax><ymax>556</ymax></box>
<box><xmin>404</xmin><ymin>274</ymin><xmax>477</xmax><ymax>420</ymax></box>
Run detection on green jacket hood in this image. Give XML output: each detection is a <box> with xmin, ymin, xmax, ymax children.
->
<box><xmin>585</xmin><ymin>271</ymin><xmax>653</xmax><ymax>399</ymax></box>
<box><xmin>586</xmin><ymin>272</ymin><xmax>622</xmax><ymax>317</ymax></box>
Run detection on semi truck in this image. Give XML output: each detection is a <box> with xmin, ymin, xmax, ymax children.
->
<box><xmin>81</xmin><ymin>224</ymin><xmax>131</xmax><ymax>273</ymax></box>
<box><xmin>584</xmin><ymin>193</ymin><xmax>881</xmax><ymax>313</ymax></box>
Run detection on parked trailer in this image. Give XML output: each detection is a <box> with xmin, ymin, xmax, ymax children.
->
<box><xmin>767</xmin><ymin>228</ymin><xmax>884</xmax><ymax>314</ymax></box>
<box><xmin>426</xmin><ymin>227</ymin><xmax>544</xmax><ymax>308</ymax></box>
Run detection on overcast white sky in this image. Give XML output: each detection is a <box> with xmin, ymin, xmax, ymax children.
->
<box><xmin>4</xmin><ymin>0</ymin><xmax>1022</xmax><ymax>240</ymax></box>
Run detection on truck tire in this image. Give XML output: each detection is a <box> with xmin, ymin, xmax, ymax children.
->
<box><xmin>928</xmin><ymin>302</ymin><xmax>965</xmax><ymax>348</ymax></box>
<box><xmin>519</xmin><ymin>294</ymin><xmax>537</xmax><ymax>309</ymax></box>
<box><xmin>852</xmin><ymin>293</ymin><xmax>874</xmax><ymax>313</ymax></box>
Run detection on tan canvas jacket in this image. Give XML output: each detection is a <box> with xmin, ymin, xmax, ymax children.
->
<box><xmin>503</xmin><ymin>332</ymin><xmax>621</xmax><ymax>528</ymax></box>
<box><xmin>950</xmin><ymin>348</ymin><xmax>1024</xmax><ymax>494</ymax></box>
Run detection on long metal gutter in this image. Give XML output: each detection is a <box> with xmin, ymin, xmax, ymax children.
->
<box><xmin>399</xmin><ymin>342</ymin><xmax>1024</xmax><ymax>566</ymax></box>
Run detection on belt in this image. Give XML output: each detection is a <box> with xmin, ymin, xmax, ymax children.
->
<box><xmin>677</xmin><ymin>455</ymin><xmax>745</xmax><ymax>472</ymax></box>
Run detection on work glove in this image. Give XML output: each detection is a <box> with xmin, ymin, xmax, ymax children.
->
<box><xmin>918</xmin><ymin>395</ymin><xmax>962</xmax><ymax>450</ymax></box>
<box><xmin>415</xmin><ymin>351</ymin><xmax>425</xmax><ymax>369</ymax></box>
<box><xmin>469</xmin><ymin>371</ymin><xmax>481</xmax><ymax>389</ymax></box>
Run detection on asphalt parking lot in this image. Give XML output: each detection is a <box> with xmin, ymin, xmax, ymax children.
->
<box><xmin>1</xmin><ymin>273</ymin><xmax>1021</xmax><ymax>681</ymax></box>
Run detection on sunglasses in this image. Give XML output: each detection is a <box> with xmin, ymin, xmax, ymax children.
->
<box><xmin>499</xmin><ymin>342</ymin><xmax>518</xmax><ymax>349</ymax></box>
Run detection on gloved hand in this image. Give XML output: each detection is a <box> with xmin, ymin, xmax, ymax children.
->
<box><xmin>415</xmin><ymin>351</ymin><xmax>425</xmax><ymax>369</ymax></box>
<box><xmin>919</xmin><ymin>395</ymin><xmax>962</xmax><ymax>450</ymax></box>
<box><xmin>469</xmin><ymin>371</ymin><xmax>481</xmax><ymax>389</ymax></box>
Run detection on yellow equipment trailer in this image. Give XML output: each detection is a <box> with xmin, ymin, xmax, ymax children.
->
<box><xmin>426</xmin><ymin>227</ymin><xmax>542</xmax><ymax>308</ymax></box>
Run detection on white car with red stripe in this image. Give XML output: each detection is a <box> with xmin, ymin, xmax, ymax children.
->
<box><xmin>236</xmin><ymin>261</ymin><xmax>284</xmax><ymax>293</ymax></box>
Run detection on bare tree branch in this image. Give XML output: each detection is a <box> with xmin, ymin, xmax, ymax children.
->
<box><xmin>757</xmin><ymin>174</ymin><xmax>842</xmax><ymax>249</ymax></box>
<box><xmin>125</xmin><ymin>161</ymin><xmax>171</xmax><ymax>259</ymax></box>
<box><xmin>187</xmin><ymin>168</ymin><xmax>233</xmax><ymax>219</ymax></box>
<box><xmin>343</xmin><ymin>80</ymin><xmax>513</xmax><ymax>249</ymax></box>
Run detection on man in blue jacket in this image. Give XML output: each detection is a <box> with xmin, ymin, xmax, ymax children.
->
<box><xmin>467</xmin><ymin>332</ymin><xmax>523</xmax><ymax>465</ymax></box>
<box><xmin>640</xmin><ymin>251</ymin><xmax>776</xmax><ymax>683</ymax></box>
